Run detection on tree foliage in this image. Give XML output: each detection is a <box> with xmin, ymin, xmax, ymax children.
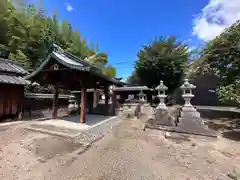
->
<box><xmin>0</xmin><ymin>0</ymin><xmax>117</xmax><ymax>77</ymax></box>
<box><xmin>192</xmin><ymin>21</ymin><xmax>240</xmax><ymax>106</ymax></box>
<box><xmin>202</xmin><ymin>21</ymin><xmax>240</xmax><ymax>84</ymax></box>
<box><xmin>127</xmin><ymin>71</ymin><xmax>140</xmax><ymax>85</ymax></box>
<box><xmin>103</xmin><ymin>65</ymin><xmax>116</xmax><ymax>78</ymax></box>
<box><xmin>129</xmin><ymin>36</ymin><xmax>189</xmax><ymax>93</ymax></box>
<box><xmin>216</xmin><ymin>83</ymin><xmax>240</xmax><ymax>106</ymax></box>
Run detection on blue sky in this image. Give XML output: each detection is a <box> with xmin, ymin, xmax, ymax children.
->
<box><xmin>36</xmin><ymin>0</ymin><xmax>240</xmax><ymax>80</ymax></box>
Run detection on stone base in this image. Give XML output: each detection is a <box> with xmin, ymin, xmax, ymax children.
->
<box><xmin>175</xmin><ymin>106</ymin><xmax>218</xmax><ymax>136</ymax></box>
<box><xmin>177</xmin><ymin>117</ymin><xmax>217</xmax><ymax>136</ymax></box>
<box><xmin>156</xmin><ymin>104</ymin><xmax>168</xmax><ymax>110</ymax></box>
<box><xmin>144</xmin><ymin>123</ymin><xmax>218</xmax><ymax>138</ymax></box>
<box><xmin>178</xmin><ymin>116</ymin><xmax>204</xmax><ymax>128</ymax></box>
<box><xmin>144</xmin><ymin>106</ymin><xmax>218</xmax><ymax>137</ymax></box>
<box><xmin>147</xmin><ymin>108</ymin><xmax>174</xmax><ymax>126</ymax></box>
<box><xmin>181</xmin><ymin>106</ymin><xmax>200</xmax><ymax>118</ymax></box>
<box><xmin>120</xmin><ymin>109</ymin><xmax>135</xmax><ymax>119</ymax></box>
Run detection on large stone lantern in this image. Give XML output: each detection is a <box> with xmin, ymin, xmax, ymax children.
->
<box><xmin>156</xmin><ymin>80</ymin><xmax>168</xmax><ymax>109</ymax></box>
<box><xmin>180</xmin><ymin>79</ymin><xmax>200</xmax><ymax>117</ymax></box>
<box><xmin>176</xmin><ymin>78</ymin><xmax>217</xmax><ymax>137</ymax></box>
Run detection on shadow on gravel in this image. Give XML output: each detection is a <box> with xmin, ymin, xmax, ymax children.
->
<box><xmin>26</xmin><ymin>136</ymin><xmax>83</xmax><ymax>162</ymax></box>
<box><xmin>206</xmin><ymin>118</ymin><xmax>240</xmax><ymax>131</ymax></box>
<box><xmin>222</xmin><ymin>131</ymin><xmax>240</xmax><ymax>142</ymax></box>
<box><xmin>0</xmin><ymin>126</ymin><xmax>10</xmax><ymax>133</ymax></box>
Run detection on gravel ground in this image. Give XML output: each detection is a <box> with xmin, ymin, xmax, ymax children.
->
<box><xmin>0</xmin><ymin>119</ymin><xmax>240</xmax><ymax>180</ymax></box>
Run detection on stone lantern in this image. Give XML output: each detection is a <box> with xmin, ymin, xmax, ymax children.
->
<box><xmin>68</xmin><ymin>94</ymin><xmax>77</xmax><ymax>113</ymax></box>
<box><xmin>138</xmin><ymin>89</ymin><xmax>146</xmax><ymax>102</ymax></box>
<box><xmin>156</xmin><ymin>80</ymin><xmax>168</xmax><ymax>109</ymax></box>
<box><xmin>180</xmin><ymin>79</ymin><xmax>200</xmax><ymax>117</ymax></box>
<box><xmin>176</xmin><ymin>78</ymin><xmax>217</xmax><ymax>137</ymax></box>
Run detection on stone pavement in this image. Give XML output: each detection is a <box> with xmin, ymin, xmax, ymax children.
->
<box><xmin>25</xmin><ymin>116</ymin><xmax>121</xmax><ymax>147</ymax></box>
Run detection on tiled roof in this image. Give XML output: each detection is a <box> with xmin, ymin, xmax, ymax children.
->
<box><xmin>25</xmin><ymin>44</ymin><xmax>124</xmax><ymax>86</ymax></box>
<box><xmin>24</xmin><ymin>93</ymin><xmax>69</xmax><ymax>99</ymax></box>
<box><xmin>114</xmin><ymin>86</ymin><xmax>151</xmax><ymax>91</ymax></box>
<box><xmin>0</xmin><ymin>75</ymin><xmax>30</xmax><ymax>85</ymax></box>
<box><xmin>0</xmin><ymin>58</ymin><xmax>28</xmax><ymax>75</ymax></box>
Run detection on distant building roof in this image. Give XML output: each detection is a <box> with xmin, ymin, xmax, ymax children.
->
<box><xmin>114</xmin><ymin>86</ymin><xmax>151</xmax><ymax>91</ymax></box>
<box><xmin>0</xmin><ymin>58</ymin><xmax>29</xmax><ymax>75</ymax></box>
<box><xmin>0</xmin><ymin>74</ymin><xmax>30</xmax><ymax>85</ymax></box>
<box><xmin>71</xmin><ymin>89</ymin><xmax>98</xmax><ymax>93</ymax></box>
<box><xmin>0</xmin><ymin>58</ymin><xmax>30</xmax><ymax>85</ymax></box>
<box><xmin>24</xmin><ymin>93</ymin><xmax>69</xmax><ymax>99</ymax></box>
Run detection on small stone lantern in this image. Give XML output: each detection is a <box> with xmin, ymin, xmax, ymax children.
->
<box><xmin>156</xmin><ymin>80</ymin><xmax>168</xmax><ymax>109</ymax></box>
<box><xmin>138</xmin><ymin>89</ymin><xmax>146</xmax><ymax>102</ymax></box>
<box><xmin>68</xmin><ymin>94</ymin><xmax>77</xmax><ymax>113</ymax></box>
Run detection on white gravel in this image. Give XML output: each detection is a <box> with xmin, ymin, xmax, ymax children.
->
<box><xmin>0</xmin><ymin>119</ymin><xmax>240</xmax><ymax>180</ymax></box>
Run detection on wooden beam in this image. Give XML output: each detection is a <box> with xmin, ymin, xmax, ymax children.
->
<box><xmin>80</xmin><ymin>88</ymin><xmax>87</xmax><ymax>123</ymax></box>
<box><xmin>52</xmin><ymin>84</ymin><xmax>59</xmax><ymax>119</ymax></box>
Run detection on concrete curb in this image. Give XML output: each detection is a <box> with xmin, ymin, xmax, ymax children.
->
<box><xmin>0</xmin><ymin>121</ymin><xmax>24</xmax><ymax>127</ymax></box>
<box><xmin>25</xmin><ymin>127</ymin><xmax>77</xmax><ymax>138</ymax></box>
<box><xmin>0</xmin><ymin>117</ymin><xmax>52</xmax><ymax>127</ymax></box>
<box><xmin>85</xmin><ymin>116</ymin><xmax>118</xmax><ymax>131</ymax></box>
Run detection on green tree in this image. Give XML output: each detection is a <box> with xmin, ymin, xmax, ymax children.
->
<box><xmin>133</xmin><ymin>36</ymin><xmax>189</xmax><ymax>93</ymax></box>
<box><xmin>193</xmin><ymin>21</ymin><xmax>240</xmax><ymax>106</ymax></box>
<box><xmin>0</xmin><ymin>0</ymin><xmax>118</xmax><ymax>85</ymax></box>
<box><xmin>126</xmin><ymin>71</ymin><xmax>140</xmax><ymax>85</ymax></box>
<box><xmin>202</xmin><ymin>21</ymin><xmax>240</xmax><ymax>84</ymax></box>
<box><xmin>9</xmin><ymin>49</ymin><xmax>31</xmax><ymax>70</ymax></box>
<box><xmin>103</xmin><ymin>65</ymin><xmax>116</xmax><ymax>78</ymax></box>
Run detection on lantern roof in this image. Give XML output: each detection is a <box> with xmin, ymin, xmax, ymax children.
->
<box><xmin>180</xmin><ymin>79</ymin><xmax>196</xmax><ymax>89</ymax></box>
<box><xmin>156</xmin><ymin>80</ymin><xmax>168</xmax><ymax>90</ymax></box>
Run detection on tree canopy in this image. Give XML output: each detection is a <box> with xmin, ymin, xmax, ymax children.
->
<box><xmin>128</xmin><ymin>36</ymin><xmax>189</xmax><ymax>93</ymax></box>
<box><xmin>189</xmin><ymin>21</ymin><xmax>240</xmax><ymax>106</ymax></box>
<box><xmin>0</xmin><ymin>0</ymin><xmax>117</xmax><ymax>77</ymax></box>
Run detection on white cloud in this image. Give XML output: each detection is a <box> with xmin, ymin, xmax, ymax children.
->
<box><xmin>188</xmin><ymin>46</ymin><xmax>196</xmax><ymax>52</ymax></box>
<box><xmin>65</xmin><ymin>2</ymin><xmax>74</xmax><ymax>12</ymax></box>
<box><xmin>193</xmin><ymin>0</ymin><xmax>240</xmax><ymax>41</ymax></box>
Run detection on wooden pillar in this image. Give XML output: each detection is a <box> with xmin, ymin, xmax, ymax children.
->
<box><xmin>104</xmin><ymin>86</ymin><xmax>109</xmax><ymax>116</ymax></box>
<box><xmin>112</xmin><ymin>87</ymin><xmax>116</xmax><ymax>116</ymax></box>
<box><xmin>88</xmin><ymin>92</ymin><xmax>93</xmax><ymax>114</ymax></box>
<box><xmin>52</xmin><ymin>84</ymin><xmax>59</xmax><ymax>119</ymax></box>
<box><xmin>80</xmin><ymin>88</ymin><xmax>87</xmax><ymax>123</ymax></box>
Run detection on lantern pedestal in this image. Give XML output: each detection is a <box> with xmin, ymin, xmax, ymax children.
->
<box><xmin>156</xmin><ymin>95</ymin><xmax>168</xmax><ymax>110</ymax></box>
<box><xmin>181</xmin><ymin>94</ymin><xmax>200</xmax><ymax>117</ymax></box>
